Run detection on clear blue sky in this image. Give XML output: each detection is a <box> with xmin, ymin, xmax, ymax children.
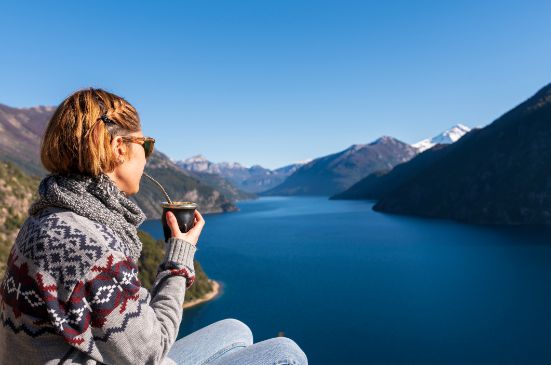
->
<box><xmin>1</xmin><ymin>1</ymin><xmax>550</xmax><ymax>169</ymax></box>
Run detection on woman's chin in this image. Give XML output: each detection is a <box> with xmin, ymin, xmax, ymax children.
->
<box><xmin>123</xmin><ymin>185</ymin><xmax>139</xmax><ymax>197</ymax></box>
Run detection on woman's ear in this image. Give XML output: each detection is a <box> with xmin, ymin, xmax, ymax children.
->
<box><xmin>111</xmin><ymin>135</ymin><xmax>128</xmax><ymax>161</ymax></box>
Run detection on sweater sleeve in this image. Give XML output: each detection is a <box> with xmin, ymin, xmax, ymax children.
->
<box><xmin>55</xmin><ymin>237</ymin><xmax>197</xmax><ymax>364</ymax></box>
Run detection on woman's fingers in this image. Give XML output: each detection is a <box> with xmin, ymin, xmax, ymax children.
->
<box><xmin>166</xmin><ymin>211</ymin><xmax>181</xmax><ymax>237</ymax></box>
<box><xmin>188</xmin><ymin>211</ymin><xmax>204</xmax><ymax>233</ymax></box>
<box><xmin>166</xmin><ymin>210</ymin><xmax>205</xmax><ymax>245</ymax></box>
<box><xmin>194</xmin><ymin>210</ymin><xmax>205</xmax><ymax>228</ymax></box>
<box><xmin>182</xmin><ymin>210</ymin><xmax>205</xmax><ymax>245</ymax></box>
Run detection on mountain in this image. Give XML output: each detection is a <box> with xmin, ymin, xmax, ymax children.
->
<box><xmin>262</xmin><ymin>136</ymin><xmax>419</xmax><ymax>196</ymax></box>
<box><xmin>0</xmin><ymin>103</ymin><xmax>238</xmax><ymax>218</ymax></box>
<box><xmin>0</xmin><ymin>103</ymin><xmax>53</xmax><ymax>177</ymax></box>
<box><xmin>132</xmin><ymin>150</ymin><xmax>238</xmax><ymax>219</ymax></box>
<box><xmin>176</xmin><ymin>155</ymin><xmax>305</xmax><ymax>193</ymax></box>
<box><xmin>412</xmin><ymin>123</ymin><xmax>471</xmax><ymax>152</ymax></box>
<box><xmin>330</xmin><ymin>144</ymin><xmax>451</xmax><ymax>200</ymax></box>
<box><xmin>331</xmin><ymin>125</ymin><xmax>477</xmax><ymax>200</ymax></box>
<box><xmin>373</xmin><ymin>82</ymin><xmax>551</xmax><ymax>225</ymax></box>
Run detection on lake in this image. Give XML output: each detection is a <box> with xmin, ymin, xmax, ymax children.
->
<box><xmin>140</xmin><ymin>197</ymin><xmax>551</xmax><ymax>364</ymax></box>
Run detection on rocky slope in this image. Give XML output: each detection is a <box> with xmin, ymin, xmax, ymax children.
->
<box><xmin>0</xmin><ymin>103</ymin><xmax>52</xmax><ymax>177</ymax></box>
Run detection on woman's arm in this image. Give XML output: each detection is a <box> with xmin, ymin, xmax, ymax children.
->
<box><xmin>50</xmin><ymin>237</ymin><xmax>196</xmax><ymax>365</ymax></box>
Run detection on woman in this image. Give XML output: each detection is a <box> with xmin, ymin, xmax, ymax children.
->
<box><xmin>0</xmin><ymin>88</ymin><xmax>308</xmax><ymax>365</ymax></box>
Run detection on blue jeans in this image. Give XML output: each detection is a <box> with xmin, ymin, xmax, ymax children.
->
<box><xmin>166</xmin><ymin>318</ymin><xmax>308</xmax><ymax>365</ymax></box>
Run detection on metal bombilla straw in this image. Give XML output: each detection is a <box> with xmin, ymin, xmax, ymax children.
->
<box><xmin>142</xmin><ymin>172</ymin><xmax>173</xmax><ymax>205</ymax></box>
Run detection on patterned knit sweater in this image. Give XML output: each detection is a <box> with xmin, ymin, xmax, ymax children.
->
<box><xmin>0</xmin><ymin>186</ymin><xmax>197</xmax><ymax>364</ymax></box>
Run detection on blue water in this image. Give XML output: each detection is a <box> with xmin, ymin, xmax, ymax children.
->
<box><xmin>140</xmin><ymin>197</ymin><xmax>551</xmax><ymax>364</ymax></box>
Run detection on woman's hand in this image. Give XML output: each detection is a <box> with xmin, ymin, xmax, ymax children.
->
<box><xmin>166</xmin><ymin>210</ymin><xmax>205</xmax><ymax>246</ymax></box>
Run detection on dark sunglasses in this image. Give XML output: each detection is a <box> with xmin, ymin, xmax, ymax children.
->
<box><xmin>99</xmin><ymin>115</ymin><xmax>155</xmax><ymax>158</ymax></box>
<box><xmin>121</xmin><ymin>136</ymin><xmax>156</xmax><ymax>158</ymax></box>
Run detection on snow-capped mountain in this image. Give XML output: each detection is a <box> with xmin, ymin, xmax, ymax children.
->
<box><xmin>412</xmin><ymin>124</ymin><xmax>471</xmax><ymax>152</ymax></box>
<box><xmin>177</xmin><ymin>155</ymin><xmax>247</xmax><ymax>174</ymax></box>
<box><xmin>175</xmin><ymin>155</ymin><xmax>307</xmax><ymax>193</ymax></box>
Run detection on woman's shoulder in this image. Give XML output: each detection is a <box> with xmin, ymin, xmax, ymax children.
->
<box><xmin>18</xmin><ymin>207</ymin><xmax>118</xmax><ymax>249</ymax></box>
<box><xmin>12</xmin><ymin>207</ymin><xmax>125</xmax><ymax>297</ymax></box>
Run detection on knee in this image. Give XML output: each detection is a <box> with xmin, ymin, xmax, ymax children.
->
<box><xmin>267</xmin><ymin>337</ymin><xmax>308</xmax><ymax>365</ymax></box>
<box><xmin>214</xmin><ymin>318</ymin><xmax>253</xmax><ymax>346</ymax></box>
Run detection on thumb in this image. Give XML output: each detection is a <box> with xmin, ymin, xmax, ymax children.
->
<box><xmin>166</xmin><ymin>211</ymin><xmax>181</xmax><ymax>237</ymax></box>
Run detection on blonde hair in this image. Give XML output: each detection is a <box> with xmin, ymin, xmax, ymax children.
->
<box><xmin>41</xmin><ymin>88</ymin><xmax>141</xmax><ymax>177</ymax></box>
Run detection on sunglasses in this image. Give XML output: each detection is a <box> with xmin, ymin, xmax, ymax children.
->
<box><xmin>99</xmin><ymin>115</ymin><xmax>155</xmax><ymax>159</ymax></box>
<box><xmin>121</xmin><ymin>136</ymin><xmax>156</xmax><ymax>158</ymax></box>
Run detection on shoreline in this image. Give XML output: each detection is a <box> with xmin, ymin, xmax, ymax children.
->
<box><xmin>183</xmin><ymin>279</ymin><xmax>222</xmax><ymax>309</ymax></box>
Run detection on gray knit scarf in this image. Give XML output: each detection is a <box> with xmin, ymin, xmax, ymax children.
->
<box><xmin>28</xmin><ymin>172</ymin><xmax>147</xmax><ymax>262</ymax></box>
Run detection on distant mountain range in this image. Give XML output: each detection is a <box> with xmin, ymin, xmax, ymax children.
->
<box><xmin>262</xmin><ymin>136</ymin><xmax>419</xmax><ymax>196</ymax></box>
<box><xmin>180</xmin><ymin>168</ymin><xmax>257</xmax><ymax>202</ymax></box>
<box><xmin>336</xmin><ymin>82</ymin><xmax>551</xmax><ymax>225</ymax></box>
<box><xmin>0</xmin><ymin>103</ymin><xmax>241</xmax><ymax>218</ymax></box>
<box><xmin>176</xmin><ymin>155</ymin><xmax>306</xmax><ymax>193</ymax></box>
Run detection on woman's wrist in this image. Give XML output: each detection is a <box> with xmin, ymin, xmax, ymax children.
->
<box><xmin>163</xmin><ymin>237</ymin><xmax>197</xmax><ymax>270</ymax></box>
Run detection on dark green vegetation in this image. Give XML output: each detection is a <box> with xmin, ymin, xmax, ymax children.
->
<box><xmin>0</xmin><ymin>161</ymin><xmax>40</xmax><ymax>274</ymax></box>
<box><xmin>138</xmin><ymin>231</ymin><xmax>214</xmax><ymax>303</ymax></box>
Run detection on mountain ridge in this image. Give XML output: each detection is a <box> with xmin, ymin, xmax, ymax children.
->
<box><xmin>372</xmin><ymin>82</ymin><xmax>551</xmax><ymax>224</ymax></box>
<box><xmin>262</xmin><ymin>136</ymin><xmax>419</xmax><ymax>196</ymax></box>
<box><xmin>176</xmin><ymin>155</ymin><xmax>305</xmax><ymax>193</ymax></box>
